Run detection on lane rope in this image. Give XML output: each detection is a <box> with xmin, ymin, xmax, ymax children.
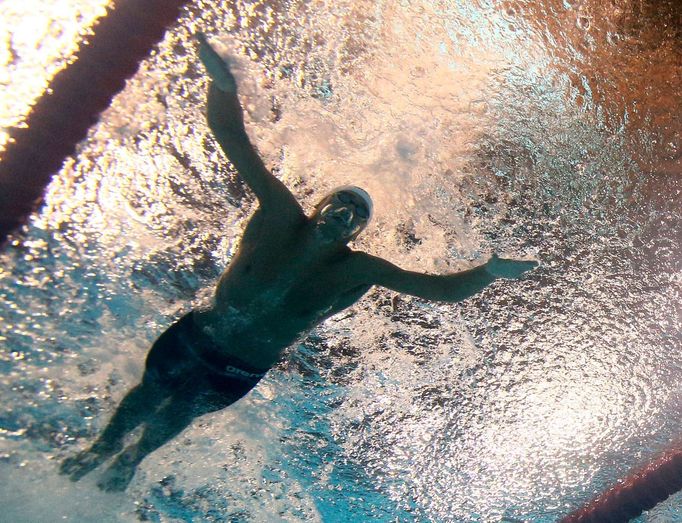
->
<box><xmin>0</xmin><ymin>0</ymin><xmax>193</xmax><ymax>244</ymax></box>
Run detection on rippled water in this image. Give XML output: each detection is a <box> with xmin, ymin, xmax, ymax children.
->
<box><xmin>1</xmin><ymin>0</ymin><xmax>680</xmax><ymax>521</ymax></box>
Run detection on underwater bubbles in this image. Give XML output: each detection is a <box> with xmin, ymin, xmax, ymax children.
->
<box><xmin>1</xmin><ymin>0</ymin><xmax>680</xmax><ymax>521</ymax></box>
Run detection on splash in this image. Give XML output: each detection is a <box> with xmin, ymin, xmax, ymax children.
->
<box><xmin>1</xmin><ymin>0</ymin><xmax>680</xmax><ymax>521</ymax></box>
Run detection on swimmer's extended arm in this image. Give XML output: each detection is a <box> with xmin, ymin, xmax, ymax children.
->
<box><xmin>197</xmin><ymin>34</ymin><xmax>303</xmax><ymax>219</ymax></box>
<box><xmin>354</xmin><ymin>253</ymin><xmax>537</xmax><ymax>302</ymax></box>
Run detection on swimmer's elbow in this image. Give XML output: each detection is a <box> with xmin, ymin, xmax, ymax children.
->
<box><xmin>209</xmin><ymin>120</ymin><xmax>249</xmax><ymax>148</ymax></box>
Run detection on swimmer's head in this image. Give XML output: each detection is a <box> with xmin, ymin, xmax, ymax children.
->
<box><xmin>312</xmin><ymin>186</ymin><xmax>373</xmax><ymax>243</ymax></box>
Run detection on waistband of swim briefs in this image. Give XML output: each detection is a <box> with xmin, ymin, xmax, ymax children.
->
<box><xmin>177</xmin><ymin>312</ymin><xmax>268</xmax><ymax>381</ymax></box>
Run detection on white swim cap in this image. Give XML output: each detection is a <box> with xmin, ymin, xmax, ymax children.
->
<box><xmin>333</xmin><ymin>185</ymin><xmax>373</xmax><ymax>221</ymax></box>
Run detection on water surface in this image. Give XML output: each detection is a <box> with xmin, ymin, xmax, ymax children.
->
<box><xmin>0</xmin><ymin>0</ymin><xmax>680</xmax><ymax>521</ymax></box>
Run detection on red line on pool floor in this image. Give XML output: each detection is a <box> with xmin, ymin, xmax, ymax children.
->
<box><xmin>0</xmin><ymin>0</ymin><xmax>193</xmax><ymax>244</ymax></box>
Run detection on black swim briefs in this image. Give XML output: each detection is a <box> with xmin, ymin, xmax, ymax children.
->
<box><xmin>144</xmin><ymin>312</ymin><xmax>267</xmax><ymax>401</ymax></box>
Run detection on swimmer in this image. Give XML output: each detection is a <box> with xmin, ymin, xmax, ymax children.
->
<box><xmin>60</xmin><ymin>33</ymin><xmax>538</xmax><ymax>491</ymax></box>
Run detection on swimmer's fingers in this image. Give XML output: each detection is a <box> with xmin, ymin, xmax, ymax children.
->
<box><xmin>485</xmin><ymin>254</ymin><xmax>539</xmax><ymax>279</ymax></box>
<box><xmin>196</xmin><ymin>33</ymin><xmax>238</xmax><ymax>94</ymax></box>
<box><xmin>195</xmin><ymin>31</ymin><xmax>209</xmax><ymax>46</ymax></box>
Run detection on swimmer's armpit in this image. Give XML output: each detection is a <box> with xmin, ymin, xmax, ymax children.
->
<box><xmin>354</xmin><ymin>253</ymin><xmax>537</xmax><ymax>303</ymax></box>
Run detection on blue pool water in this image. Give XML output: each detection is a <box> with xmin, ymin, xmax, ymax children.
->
<box><xmin>1</xmin><ymin>0</ymin><xmax>680</xmax><ymax>521</ymax></box>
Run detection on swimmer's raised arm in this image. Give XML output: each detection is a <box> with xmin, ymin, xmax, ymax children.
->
<box><xmin>353</xmin><ymin>253</ymin><xmax>537</xmax><ymax>303</ymax></box>
<box><xmin>197</xmin><ymin>33</ymin><xmax>303</xmax><ymax>219</ymax></box>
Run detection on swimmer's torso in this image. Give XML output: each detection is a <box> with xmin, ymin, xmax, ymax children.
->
<box><xmin>193</xmin><ymin>208</ymin><xmax>371</xmax><ymax>370</ymax></box>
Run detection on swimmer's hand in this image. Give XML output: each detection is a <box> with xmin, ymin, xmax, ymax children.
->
<box><xmin>196</xmin><ymin>32</ymin><xmax>238</xmax><ymax>93</ymax></box>
<box><xmin>198</xmin><ymin>32</ymin><xmax>247</xmax><ymax>136</ymax></box>
<box><xmin>484</xmin><ymin>254</ymin><xmax>538</xmax><ymax>279</ymax></box>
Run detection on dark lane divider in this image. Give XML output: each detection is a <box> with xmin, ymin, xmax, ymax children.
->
<box><xmin>0</xmin><ymin>0</ymin><xmax>193</xmax><ymax>245</ymax></box>
<box><xmin>561</xmin><ymin>448</ymin><xmax>682</xmax><ymax>523</ymax></box>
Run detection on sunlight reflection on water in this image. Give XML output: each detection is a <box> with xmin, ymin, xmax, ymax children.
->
<box><xmin>0</xmin><ymin>0</ymin><xmax>680</xmax><ymax>521</ymax></box>
<box><xmin>0</xmin><ymin>0</ymin><xmax>110</xmax><ymax>151</ymax></box>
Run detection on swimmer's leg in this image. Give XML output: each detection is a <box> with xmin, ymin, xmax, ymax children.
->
<box><xmin>96</xmin><ymin>394</ymin><xmax>200</xmax><ymax>492</ymax></box>
<box><xmin>62</xmin><ymin>315</ymin><xmax>195</xmax><ymax>481</ymax></box>
<box><xmin>96</xmin><ymin>384</ymin><xmax>246</xmax><ymax>492</ymax></box>
<box><xmin>60</xmin><ymin>379</ymin><xmax>167</xmax><ymax>481</ymax></box>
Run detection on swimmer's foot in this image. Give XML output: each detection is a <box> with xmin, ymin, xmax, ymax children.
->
<box><xmin>60</xmin><ymin>444</ymin><xmax>121</xmax><ymax>481</ymax></box>
<box><xmin>96</xmin><ymin>447</ymin><xmax>139</xmax><ymax>492</ymax></box>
